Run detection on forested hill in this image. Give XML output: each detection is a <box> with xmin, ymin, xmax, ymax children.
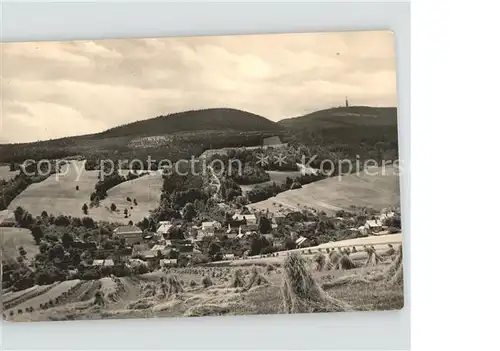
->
<box><xmin>278</xmin><ymin>106</ymin><xmax>398</xmax><ymax>130</ymax></box>
<box><xmin>93</xmin><ymin>108</ymin><xmax>283</xmax><ymax>139</ymax></box>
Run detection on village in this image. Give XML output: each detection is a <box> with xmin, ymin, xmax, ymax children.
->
<box><xmin>78</xmin><ymin>206</ymin><xmax>401</xmax><ymax>272</ymax></box>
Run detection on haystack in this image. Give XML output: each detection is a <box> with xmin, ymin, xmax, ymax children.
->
<box><xmin>365</xmin><ymin>246</ymin><xmax>382</xmax><ymax>266</ymax></box>
<box><xmin>281</xmin><ymin>252</ymin><xmax>349</xmax><ymax>313</ymax></box>
<box><xmin>386</xmin><ymin>245</ymin><xmax>403</xmax><ymax>285</ymax></box>
<box><xmin>165</xmin><ymin>274</ymin><xmax>184</xmax><ymax>298</ymax></box>
<box><xmin>339</xmin><ymin>254</ymin><xmax>356</xmax><ymax>270</ymax></box>
<box><xmin>313</xmin><ymin>252</ymin><xmax>327</xmax><ymax>271</ymax></box>
<box><xmin>244</xmin><ymin>267</ymin><xmax>269</xmax><ymax>291</ymax></box>
<box><xmin>328</xmin><ymin>251</ymin><xmax>342</xmax><ymax>270</ymax></box>
<box><xmin>202</xmin><ymin>276</ymin><xmax>213</xmax><ymax>288</ymax></box>
<box><xmin>229</xmin><ymin>269</ymin><xmax>246</xmax><ymax>288</ymax></box>
<box><xmin>384</xmin><ymin>244</ymin><xmax>396</xmax><ymax>257</ymax></box>
<box><xmin>93</xmin><ymin>291</ymin><xmax>105</xmax><ymax>306</ymax></box>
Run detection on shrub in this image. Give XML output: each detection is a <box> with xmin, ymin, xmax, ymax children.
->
<box><xmin>201</xmin><ymin>276</ymin><xmax>213</xmax><ymax>288</ymax></box>
<box><xmin>110</xmin><ymin>203</ymin><xmax>117</xmax><ymax>211</ymax></box>
<box><xmin>76</xmin><ymin>185</ymin><xmax>80</xmax><ymax>191</ymax></box>
<box><xmin>126</xmin><ymin>197</ymin><xmax>132</xmax><ymax>202</ymax></box>
<box><xmin>82</xmin><ymin>203</ymin><xmax>89</xmax><ymax>215</ymax></box>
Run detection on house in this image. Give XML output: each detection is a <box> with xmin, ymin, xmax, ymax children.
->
<box><xmin>113</xmin><ymin>225</ymin><xmax>143</xmax><ymax>246</ymax></box>
<box><xmin>230</xmin><ymin>214</ymin><xmax>258</xmax><ymax>231</ymax></box>
<box><xmin>198</xmin><ymin>221</ymin><xmax>221</xmax><ymax>240</ymax></box>
<box><xmin>160</xmin><ymin>259</ymin><xmax>178</xmax><ymax>268</ymax></box>
<box><xmin>263</xmin><ymin>233</ymin><xmax>274</xmax><ymax>242</ymax></box>
<box><xmin>223</xmin><ymin>254</ymin><xmax>236</xmax><ymax>261</ymax></box>
<box><xmin>295</xmin><ymin>236</ymin><xmax>308</xmax><ymax>248</ymax></box>
<box><xmin>92</xmin><ymin>259</ymin><xmax>114</xmax><ymax>267</ymax></box>
<box><xmin>365</xmin><ymin>220</ymin><xmax>383</xmax><ymax>233</ymax></box>
<box><xmin>156</xmin><ymin>221</ymin><xmax>174</xmax><ymax>235</ymax></box>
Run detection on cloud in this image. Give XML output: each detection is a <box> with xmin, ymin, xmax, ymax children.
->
<box><xmin>1</xmin><ymin>31</ymin><xmax>397</xmax><ymax>143</ymax></box>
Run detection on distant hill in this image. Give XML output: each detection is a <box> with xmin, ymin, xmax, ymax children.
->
<box><xmin>278</xmin><ymin>106</ymin><xmax>398</xmax><ymax>130</ymax></box>
<box><xmin>93</xmin><ymin>108</ymin><xmax>283</xmax><ymax>139</ymax></box>
<box><xmin>0</xmin><ymin>108</ymin><xmax>283</xmax><ymax>164</ymax></box>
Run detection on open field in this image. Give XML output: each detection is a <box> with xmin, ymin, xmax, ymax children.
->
<box><xmin>7</xmin><ymin>161</ymin><xmax>99</xmax><ymax>218</ymax></box>
<box><xmin>5</xmin><ymin>161</ymin><xmax>162</xmax><ymax>224</ymax></box>
<box><xmin>1</xmin><ymin>227</ymin><xmax>37</xmax><ymax>261</ymax></box>
<box><xmin>250</xmin><ymin>166</ymin><xmax>400</xmax><ymax>215</ymax></box>
<box><xmin>239</xmin><ymin>170</ymin><xmax>302</xmax><ymax>192</ymax></box>
<box><xmin>3</xmin><ymin>246</ymin><xmax>404</xmax><ymax>322</ymax></box>
<box><xmin>85</xmin><ymin>173</ymin><xmax>163</xmax><ymax>223</ymax></box>
<box><xmin>0</xmin><ymin>166</ymin><xmax>19</xmax><ymax>181</ymax></box>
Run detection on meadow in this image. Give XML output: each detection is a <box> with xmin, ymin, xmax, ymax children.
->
<box><xmin>6</xmin><ymin>161</ymin><xmax>162</xmax><ymax>224</ymax></box>
<box><xmin>250</xmin><ymin>166</ymin><xmax>400</xmax><ymax>215</ymax></box>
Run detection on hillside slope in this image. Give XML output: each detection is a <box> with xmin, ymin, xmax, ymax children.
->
<box><xmin>249</xmin><ymin>166</ymin><xmax>400</xmax><ymax>215</ymax></box>
<box><xmin>279</xmin><ymin>106</ymin><xmax>398</xmax><ymax>129</ymax></box>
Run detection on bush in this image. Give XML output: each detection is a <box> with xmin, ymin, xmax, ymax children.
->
<box><xmin>126</xmin><ymin>197</ymin><xmax>132</xmax><ymax>202</ymax></box>
<box><xmin>110</xmin><ymin>203</ymin><xmax>117</xmax><ymax>211</ymax></box>
<box><xmin>76</xmin><ymin>185</ymin><xmax>79</xmax><ymax>191</ymax></box>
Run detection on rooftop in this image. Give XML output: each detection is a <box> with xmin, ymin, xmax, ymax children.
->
<box><xmin>114</xmin><ymin>225</ymin><xmax>142</xmax><ymax>234</ymax></box>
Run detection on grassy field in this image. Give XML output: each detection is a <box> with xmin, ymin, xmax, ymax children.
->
<box><xmin>0</xmin><ymin>166</ymin><xmax>19</xmax><ymax>181</ymax></box>
<box><xmin>86</xmin><ymin>172</ymin><xmax>163</xmax><ymax>223</ymax></box>
<box><xmin>6</xmin><ymin>161</ymin><xmax>162</xmax><ymax>224</ymax></box>
<box><xmin>1</xmin><ymin>227</ymin><xmax>38</xmax><ymax>261</ymax></box>
<box><xmin>239</xmin><ymin>170</ymin><xmax>302</xmax><ymax>192</ymax></box>
<box><xmin>250</xmin><ymin>166</ymin><xmax>400</xmax><ymax>215</ymax></box>
<box><xmin>7</xmin><ymin>161</ymin><xmax>99</xmax><ymax>218</ymax></box>
<box><xmin>3</xmin><ymin>244</ymin><xmax>404</xmax><ymax>322</ymax></box>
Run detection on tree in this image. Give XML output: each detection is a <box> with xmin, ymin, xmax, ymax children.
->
<box><xmin>258</xmin><ymin>216</ymin><xmax>272</xmax><ymax>234</ymax></box>
<box><xmin>182</xmin><ymin>202</ymin><xmax>196</xmax><ymax>222</ymax></box>
<box><xmin>30</xmin><ymin>225</ymin><xmax>44</xmax><ymax>245</ymax></box>
<box><xmin>133</xmin><ymin>199</ymin><xmax>138</xmax><ymax>206</ymax></box>
<box><xmin>124</xmin><ymin>208</ymin><xmax>128</xmax><ymax>216</ymax></box>
<box><xmin>76</xmin><ymin>185</ymin><xmax>79</xmax><ymax>191</ymax></box>
<box><xmin>126</xmin><ymin>197</ymin><xmax>132</xmax><ymax>202</ymax></box>
<box><xmin>9</xmin><ymin>162</ymin><xmax>16</xmax><ymax>172</ymax></box>
<box><xmin>14</xmin><ymin>206</ymin><xmax>25</xmax><ymax>224</ymax></box>
<box><xmin>62</xmin><ymin>232</ymin><xmax>74</xmax><ymax>249</ymax></box>
<box><xmin>18</xmin><ymin>246</ymin><xmax>27</xmax><ymax>258</ymax></box>
<box><xmin>82</xmin><ymin>217</ymin><xmax>95</xmax><ymax>229</ymax></box>
<box><xmin>110</xmin><ymin>203</ymin><xmax>117</xmax><ymax>212</ymax></box>
<box><xmin>82</xmin><ymin>203</ymin><xmax>89</xmax><ymax>215</ymax></box>
<box><xmin>128</xmin><ymin>220</ymin><xmax>133</xmax><ymax>226</ymax></box>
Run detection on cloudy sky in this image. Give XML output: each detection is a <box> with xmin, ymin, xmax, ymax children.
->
<box><xmin>1</xmin><ymin>30</ymin><xmax>396</xmax><ymax>143</ymax></box>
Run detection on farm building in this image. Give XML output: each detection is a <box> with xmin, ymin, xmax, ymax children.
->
<box><xmin>113</xmin><ymin>225</ymin><xmax>143</xmax><ymax>246</ymax></box>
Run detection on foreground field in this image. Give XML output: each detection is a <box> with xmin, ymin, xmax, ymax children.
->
<box><xmin>250</xmin><ymin>166</ymin><xmax>400</xmax><ymax>215</ymax></box>
<box><xmin>3</xmin><ymin>245</ymin><xmax>404</xmax><ymax>322</ymax></box>
<box><xmin>6</xmin><ymin>161</ymin><xmax>162</xmax><ymax>224</ymax></box>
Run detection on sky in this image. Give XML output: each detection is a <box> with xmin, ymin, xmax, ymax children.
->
<box><xmin>1</xmin><ymin>30</ymin><xmax>397</xmax><ymax>144</ymax></box>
